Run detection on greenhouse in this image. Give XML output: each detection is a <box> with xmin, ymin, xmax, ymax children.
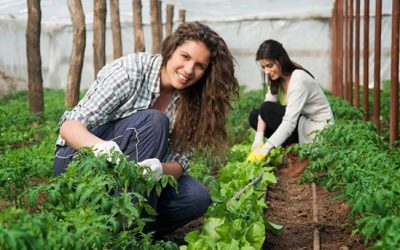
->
<box><xmin>0</xmin><ymin>0</ymin><xmax>399</xmax><ymax>249</ymax></box>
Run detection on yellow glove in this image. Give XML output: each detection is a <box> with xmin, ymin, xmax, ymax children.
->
<box><xmin>246</xmin><ymin>141</ymin><xmax>274</xmax><ymax>163</ymax></box>
<box><xmin>246</xmin><ymin>144</ymin><xmax>268</xmax><ymax>163</ymax></box>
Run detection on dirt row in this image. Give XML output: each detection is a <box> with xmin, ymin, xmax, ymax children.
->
<box><xmin>264</xmin><ymin>155</ymin><xmax>368</xmax><ymax>250</ymax></box>
<box><xmin>163</xmin><ymin>154</ymin><xmax>370</xmax><ymax>249</ymax></box>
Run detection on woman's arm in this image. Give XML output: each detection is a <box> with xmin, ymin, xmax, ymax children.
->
<box><xmin>256</xmin><ymin>116</ymin><xmax>267</xmax><ymax>132</ymax></box>
<box><xmin>162</xmin><ymin>161</ymin><xmax>184</xmax><ymax>179</ymax></box>
<box><xmin>60</xmin><ymin>120</ymin><xmax>102</xmax><ymax>149</ymax></box>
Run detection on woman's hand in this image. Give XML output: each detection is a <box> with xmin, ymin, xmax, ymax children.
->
<box><xmin>137</xmin><ymin>158</ymin><xmax>163</xmax><ymax>180</ymax></box>
<box><xmin>254</xmin><ymin>141</ymin><xmax>274</xmax><ymax>155</ymax></box>
<box><xmin>93</xmin><ymin>140</ymin><xmax>122</xmax><ymax>163</ymax></box>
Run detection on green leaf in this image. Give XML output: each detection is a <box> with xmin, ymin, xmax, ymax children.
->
<box><xmin>143</xmin><ymin>203</ymin><xmax>157</xmax><ymax>216</ymax></box>
<box><xmin>245</xmin><ymin>221</ymin><xmax>265</xmax><ymax>249</ymax></box>
<box><xmin>266</xmin><ymin>221</ymin><xmax>283</xmax><ymax>234</ymax></box>
<box><xmin>28</xmin><ymin>188</ymin><xmax>39</xmax><ymax>207</ymax></box>
<box><xmin>184</xmin><ymin>230</ymin><xmax>200</xmax><ymax>244</ymax></box>
<box><xmin>203</xmin><ymin>217</ymin><xmax>225</xmax><ymax>241</ymax></box>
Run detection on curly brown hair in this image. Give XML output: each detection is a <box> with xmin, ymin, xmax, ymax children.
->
<box><xmin>161</xmin><ymin>22</ymin><xmax>239</xmax><ymax>155</ymax></box>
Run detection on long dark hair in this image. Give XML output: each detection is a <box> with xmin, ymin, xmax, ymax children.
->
<box><xmin>161</xmin><ymin>22</ymin><xmax>239</xmax><ymax>155</ymax></box>
<box><xmin>256</xmin><ymin>39</ymin><xmax>313</xmax><ymax>95</ymax></box>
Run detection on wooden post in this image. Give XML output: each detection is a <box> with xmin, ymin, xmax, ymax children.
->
<box><xmin>362</xmin><ymin>0</ymin><xmax>369</xmax><ymax>121</ymax></box>
<box><xmin>66</xmin><ymin>0</ymin><xmax>86</xmax><ymax>108</ymax></box>
<box><xmin>338</xmin><ymin>0</ymin><xmax>344</xmax><ymax>98</ymax></box>
<box><xmin>93</xmin><ymin>0</ymin><xmax>106</xmax><ymax>78</ymax></box>
<box><xmin>26</xmin><ymin>0</ymin><xmax>44</xmax><ymax>114</ymax></box>
<box><xmin>373</xmin><ymin>0</ymin><xmax>382</xmax><ymax>130</ymax></box>
<box><xmin>133</xmin><ymin>0</ymin><xmax>145</xmax><ymax>52</ymax></box>
<box><xmin>344</xmin><ymin>0</ymin><xmax>349</xmax><ymax>101</ymax></box>
<box><xmin>158</xmin><ymin>1</ymin><xmax>163</xmax><ymax>40</ymax></box>
<box><xmin>354</xmin><ymin>0</ymin><xmax>360</xmax><ymax>107</ymax></box>
<box><xmin>150</xmin><ymin>0</ymin><xmax>162</xmax><ymax>53</ymax></box>
<box><xmin>332</xmin><ymin>1</ymin><xmax>338</xmax><ymax>95</ymax></box>
<box><xmin>166</xmin><ymin>4</ymin><xmax>174</xmax><ymax>36</ymax></box>
<box><xmin>110</xmin><ymin>0</ymin><xmax>122</xmax><ymax>59</ymax></box>
<box><xmin>390</xmin><ymin>0</ymin><xmax>399</xmax><ymax>147</ymax></box>
<box><xmin>179</xmin><ymin>9</ymin><xmax>186</xmax><ymax>24</ymax></box>
<box><xmin>348</xmin><ymin>0</ymin><xmax>353</xmax><ymax>105</ymax></box>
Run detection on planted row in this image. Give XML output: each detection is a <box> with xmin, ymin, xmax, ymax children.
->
<box><xmin>181</xmin><ymin>144</ymin><xmax>283</xmax><ymax>249</ymax></box>
<box><xmin>1</xmin><ymin>151</ymin><xmax>178</xmax><ymax>249</ymax></box>
<box><xmin>292</xmin><ymin>94</ymin><xmax>400</xmax><ymax>249</ymax></box>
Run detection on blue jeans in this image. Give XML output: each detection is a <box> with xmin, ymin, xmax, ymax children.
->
<box><xmin>54</xmin><ymin>109</ymin><xmax>211</xmax><ymax>237</ymax></box>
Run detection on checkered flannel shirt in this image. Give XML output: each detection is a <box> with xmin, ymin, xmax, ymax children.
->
<box><xmin>55</xmin><ymin>52</ymin><xmax>190</xmax><ymax>170</ymax></box>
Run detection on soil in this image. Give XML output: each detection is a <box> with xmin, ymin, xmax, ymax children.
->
<box><xmin>163</xmin><ymin>153</ymin><xmax>371</xmax><ymax>249</ymax></box>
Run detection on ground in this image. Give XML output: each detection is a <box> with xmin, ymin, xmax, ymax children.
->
<box><xmin>163</xmin><ymin>153</ymin><xmax>372</xmax><ymax>249</ymax></box>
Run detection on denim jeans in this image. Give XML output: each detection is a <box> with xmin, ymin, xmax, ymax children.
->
<box><xmin>54</xmin><ymin>109</ymin><xmax>211</xmax><ymax>237</ymax></box>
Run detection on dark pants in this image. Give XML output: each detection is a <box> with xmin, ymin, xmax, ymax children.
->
<box><xmin>54</xmin><ymin>109</ymin><xmax>211</xmax><ymax>237</ymax></box>
<box><xmin>249</xmin><ymin>101</ymin><xmax>299</xmax><ymax>146</ymax></box>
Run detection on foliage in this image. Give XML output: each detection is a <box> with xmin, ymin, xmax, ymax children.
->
<box><xmin>3</xmin><ymin>81</ymin><xmax>398</xmax><ymax>249</ymax></box>
<box><xmin>181</xmin><ymin>143</ymin><xmax>282</xmax><ymax>249</ymax></box>
<box><xmin>227</xmin><ymin>86</ymin><xmax>265</xmax><ymax>145</ymax></box>
<box><xmin>0</xmin><ymin>89</ymin><xmax>64</xmax><ymax>152</ymax></box>
<box><xmin>290</xmin><ymin>86</ymin><xmax>400</xmax><ymax>248</ymax></box>
<box><xmin>1</xmin><ymin>149</ymin><xmax>178</xmax><ymax>249</ymax></box>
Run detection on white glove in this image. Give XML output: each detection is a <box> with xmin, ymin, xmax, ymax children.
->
<box><xmin>93</xmin><ymin>140</ymin><xmax>122</xmax><ymax>163</ymax></box>
<box><xmin>137</xmin><ymin>158</ymin><xmax>163</xmax><ymax>180</ymax></box>
<box><xmin>251</xmin><ymin>131</ymin><xmax>264</xmax><ymax>150</ymax></box>
<box><xmin>254</xmin><ymin>141</ymin><xmax>274</xmax><ymax>155</ymax></box>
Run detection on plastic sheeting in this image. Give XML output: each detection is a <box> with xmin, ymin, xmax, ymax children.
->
<box><xmin>0</xmin><ymin>0</ymin><xmax>395</xmax><ymax>94</ymax></box>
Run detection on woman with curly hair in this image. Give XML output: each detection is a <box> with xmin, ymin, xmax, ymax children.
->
<box><xmin>54</xmin><ymin>21</ymin><xmax>239</xmax><ymax>237</ymax></box>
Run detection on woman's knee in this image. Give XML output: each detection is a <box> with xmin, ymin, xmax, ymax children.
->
<box><xmin>248</xmin><ymin>109</ymin><xmax>259</xmax><ymax>130</ymax></box>
<box><xmin>260</xmin><ymin>101</ymin><xmax>285</xmax><ymax>115</ymax></box>
<box><xmin>186</xmin><ymin>181</ymin><xmax>211</xmax><ymax>217</ymax></box>
<box><xmin>145</xmin><ymin>109</ymin><xmax>169</xmax><ymax>135</ymax></box>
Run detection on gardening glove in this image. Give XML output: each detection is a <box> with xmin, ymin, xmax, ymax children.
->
<box><xmin>93</xmin><ymin>140</ymin><xmax>122</xmax><ymax>163</ymax></box>
<box><xmin>251</xmin><ymin>131</ymin><xmax>264</xmax><ymax>150</ymax></box>
<box><xmin>137</xmin><ymin>158</ymin><xmax>163</xmax><ymax>181</ymax></box>
<box><xmin>254</xmin><ymin>140</ymin><xmax>274</xmax><ymax>155</ymax></box>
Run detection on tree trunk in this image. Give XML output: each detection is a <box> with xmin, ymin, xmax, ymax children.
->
<box><xmin>66</xmin><ymin>0</ymin><xmax>86</xmax><ymax>108</ymax></box>
<box><xmin>133</xmin><ymin>0</ymin><xmax>145</xmax><ymax>52</ymax></box>
<box><xmin>110</xmin><ymin>0</ymin><xmax>122</xmax><ymax>59</ymax></box>
<box><xmin>150</xmin><ymin>0</ymin><xmax>162</xmax><ymax>53</ymax></box>
<box><xmin>93</xmin><ymin>0</ymin><xmax>106</xmax><ymax>78</ymax></box>
<box><xmin>26</xmin><ymin>0</ymin><xmax>44</xmax><ymax>114</ymax></box>
<box><xmin>179</xmin><ymin>9</ymin><xmax>186</xmax><ymax>24</ymax></box>
<box><xmin>166</xmin><ymin>4</ymin><xmax>174</xmax><ymax>36</ymax></box>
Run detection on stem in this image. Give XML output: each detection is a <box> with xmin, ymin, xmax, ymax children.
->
<box><xmin>226</xmin><ymin>170</ymin><xmax>265</xmax><ymax>209</ymax></box>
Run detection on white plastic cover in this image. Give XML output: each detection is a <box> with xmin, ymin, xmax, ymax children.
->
<box><xmin>0</xmin><ymin>0</ymin><xmax>395</xmax><ymax>94</ymax></box>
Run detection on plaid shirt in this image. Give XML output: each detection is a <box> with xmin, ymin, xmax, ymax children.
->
<box><xmin>56</xmin><ymin>52</ymin><xmax>189</xmax><ymax>170</ymax></box>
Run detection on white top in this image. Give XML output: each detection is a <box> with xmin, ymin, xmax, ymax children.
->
<box><xmin>265</xmin><ymin>69</ymin><xmax>334</xmax><ymax>147</ymax></box>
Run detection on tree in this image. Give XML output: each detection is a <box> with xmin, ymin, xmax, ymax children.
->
<box><xmin>150</xmin><ymin>0</ymin><xmax>162</xmax><ymax>53</ymax></box>
<box><xmin>133</xmin><ymin>0</ymin><xmax>145</xmax><ymax>52</ymax></box>
<box><xmin>165</xmin><ymin>4</ymin><xmax>174</xmax><ymax>36</ymax></box>
<box><xmin>66</xmin><ymin>0</ymin><xmax>86</xmax><ymax>108</ymax></box>
<box><xmin>26</xmin><ymin>0</ymin><xmax>44</xmax><ymax>113</ymax></box>
<box><xmin>93</xmin><ymin>0</ymin><xmax>106</xmax><ymax>78</ymax></box>
<box><xmin>110</xmin><ymin>0</ymin><xmax>122</xmax><ymax>59</ymax></box>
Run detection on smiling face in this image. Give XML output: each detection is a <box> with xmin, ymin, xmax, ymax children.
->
<box><xmin>160</xmin><ymin>40</ymin><xmax>211</xmax><ymax>91</ymax></box>
<box><xmin>258</xmin><ymin>59</ymin><xmax>282</xmax><ymax>81</ymax></box>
